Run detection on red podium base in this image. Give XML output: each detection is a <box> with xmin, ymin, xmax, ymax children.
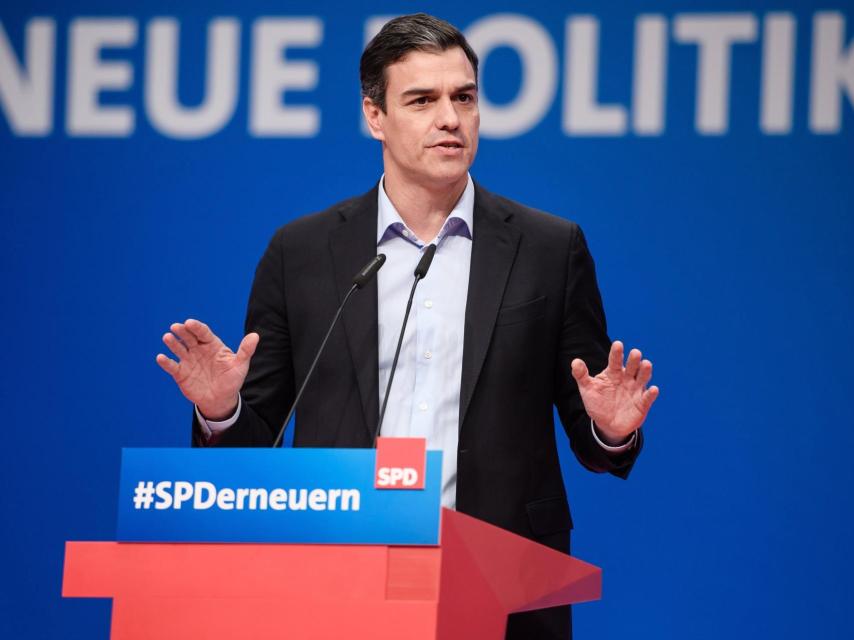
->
<box><xmin>63</xmin><ymin>508</ymin><xmax>601</xmax><ymax>639</ymax></box>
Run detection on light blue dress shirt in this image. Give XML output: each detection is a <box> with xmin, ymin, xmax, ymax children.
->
<box><xmin>375</xmin><ymin>175</ymin><xmax>474</xmax><ymax>510</ymax></box>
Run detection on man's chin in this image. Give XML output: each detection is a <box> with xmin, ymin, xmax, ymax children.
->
<box><xmin>423</xmin><ymin>162</ymin><xmax>471</xmax><ymax>188</ymax></box>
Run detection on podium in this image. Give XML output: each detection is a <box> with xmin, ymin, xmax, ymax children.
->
<box><xmin>62</xmin><ymin>446</ymin><xmax>601</xmax><ymax>639</ymax></box>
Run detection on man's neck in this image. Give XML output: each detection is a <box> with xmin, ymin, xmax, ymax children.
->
<box><xmin>382</xmin><ymin>170</ymin><xmax>468</xmax><ymax>242</ymax></box>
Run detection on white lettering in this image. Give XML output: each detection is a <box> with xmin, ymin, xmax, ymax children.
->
<box><xmin>377</xmin><ymin>466</ymin><xmax>419</xmax><ymax>487</ymax></box>
<box><xmin>359</xmin><ymin>16</ymin><xmax>395</xmax><ymax>135</ymax></box>
<box><xmin>154</xmin><ymin>481</ymin><xmax>173</xmax><ymax>509</ymax></box>
<box><xmin>4</xmin><ymin>11</ymin><xmax>847</xmax><ymax>140</ymax></box>
<box><xmin>172</xmin><ymin>480</ymin><xmax>193</xmax><ymax>509</ymax></box>
<box><xmin>0</xmin><ymin>18</ymin><xmax>55</xmax><ymax>135</ymax></box>
<box><xmin>632</xmin><ymin>15</ymin><xmax>667</xmax><ymax>135</ymax></box>
<box><xmin>288</xmin><ymin>488</ymin><xmax>308</xmax><ymax>510</ymax></box>
<box><xmin>143</xmin><ymin>482</ymin><xmax>360</xmax><ymax>511</ymax></box>
<box><xmin>363</xmin><ymin>16</ymin><xmax>392</xmax><ymax>44</ymax></box>
<box><xmin>250</xmin><ymin>487</ymin><xmax>269</xmax><ymax>510</ymax></box>
<box><xmin>145</xmin><ymin>18</ymin><xmax>239</xmax><ymax>139</ymax></box>
<box><xmin>466</xmin><ymin>14</ymin><xmax>557</xmax><ymax>138</ymax></box>
<box><xmin>674</xmin><ymin>13</ymin><xmax>758</xmax><ymax>135</ymax></box>
<box><xmin>193</xmin><ymin>481</ymin><xmax>216</xmax><ymax>509</ymax></box>
<box><xmin>340</xmin><ymin>489</ymin><xmax>360</xmax><ymax>511</ymax></box>
<box><xmin>67</xmin><ymin>18</ymin><xmax>137</xmax><ymax>136</ymax></box>
<box><xmin>249</xmin><ymin>18</ymin><xmax>322</xmax><ymax>136</ymax></box>
<box><xmin>761</xmin><ymin>13</ymin><xmax>796</xmax><ymax>134</ymax></box>
<box><xmin>402</xmin><ymin>469</ymin><xmax>418</xmax><ymax>486</ymax></box>
<box><xmin>216</xmin><ymin>487</ymin><xmax>235</xmax><ymax>510</ymax></box>
<box><xmin>268</xmin><ymin>488</ymin><xmax>286</xmax><ymax>510</ymax></box>
<box><xmin>810</xmin><ymin>12</ymin><xmax>854</xmax><ymax>134</ymax></box>
<box><xmin>564</xmin><ymin>16</ymin><xmax>627</xmax><ymax>135</ymax></box>
<box><xmin>308</xmin><ymin>488</ymin><xmax>327</xmax><ymax>510</ymax></box>
<box><xmin>327</xmin><ymin>488</ymin><xmax>341</xmax><ymax>510</ymax></box>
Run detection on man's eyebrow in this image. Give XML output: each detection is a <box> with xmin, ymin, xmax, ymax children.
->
<box><xmin>454</xmin><ymin>82</ymin><xmax>478</xmax><ymax>93</ymax></box>
<box><xmin>399</xmin><ymin>82</ymin><xmax>478</xmax><ymax>98</ymax></box>
<box><xmin>400</xmin><ymin>87</ymin><xmax>435</xmax><ymax>98</ymax></box>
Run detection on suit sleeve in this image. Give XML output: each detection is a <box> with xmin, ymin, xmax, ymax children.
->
<box><xmin>554</xmin><ymin>224</ymin><xmax>643</xmax><ymax>478</ymax></box>
<box><xmin>192</xmin><ymin>228</ymin><xmax>296</xmax><ymax>447</ymax></box>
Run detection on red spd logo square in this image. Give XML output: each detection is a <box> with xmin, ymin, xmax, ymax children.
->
<box><xmin>374</xmin><ymin>437</ymin><xmax>426</xmax><ymax>490</ymax></box>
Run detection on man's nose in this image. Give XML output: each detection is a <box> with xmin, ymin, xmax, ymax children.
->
<box><xmin>434</xmin><ymin>96</ymin><xmax>460</xmax><ymax>130</ymax></box>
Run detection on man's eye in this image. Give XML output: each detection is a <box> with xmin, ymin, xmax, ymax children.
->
<box><xmin>457</xmin><ymin>94</ymin><xmax>472</xmax><ymax>103</ymax></box>
<box><xmin>413</xmin><ymin>97</ymin><xmax>429</xmax><ymax>105</ymax></box>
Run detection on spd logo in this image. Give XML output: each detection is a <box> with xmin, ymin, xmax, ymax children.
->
<box><xmin>374</xmin><ymin>437</ymin><xmax>426</xmax><ymax>490</ymax></box>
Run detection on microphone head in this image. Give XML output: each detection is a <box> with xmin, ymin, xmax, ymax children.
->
<box><xmin>353</xmin><ymin>254</ymin><xmax>386</xmax><ymax>288</ymax></box>
<box><xmin>414</xmin><ymin>244</ymin><xmax>437</xmax><ymax>279</ymax></box>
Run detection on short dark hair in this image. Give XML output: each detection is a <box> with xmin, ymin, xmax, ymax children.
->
<box><xmin>360</xmin><ymin>13</ymin><xmax>479</xmax><ymax>112</ymax></box>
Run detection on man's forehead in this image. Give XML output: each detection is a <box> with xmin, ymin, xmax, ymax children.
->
<box><xmin>385</xmin><ymin>47</ymin><xmax>476</xmax><ymax>90</ymax></box>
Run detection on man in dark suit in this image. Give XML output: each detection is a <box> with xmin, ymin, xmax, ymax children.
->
<box><xmin>156</xmin><ymin>13</ymin><xmax>658</xmax><ymax>640</ymax></box>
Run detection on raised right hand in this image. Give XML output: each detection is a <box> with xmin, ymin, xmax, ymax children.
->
<box><xmin>156</xmin><ymin>319</ymin><xmax>259</xmax><ymax>420</ymax></box>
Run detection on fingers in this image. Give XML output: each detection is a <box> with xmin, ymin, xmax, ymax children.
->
<box><xmin>162</xmin><ymin>332</ymin><xmax>188</xmax><ymax>359</ymax></box>
<box><xmin>610</xmin><ymin>340</ymin><xmax>653</xmax><ymax>384</ymax></box>
<box><xmin>625</xmin><ymin>349</ymin><xmax>642</xmax><ymax>377</ymax></box>
<box><xmin>571</xmin><ymin>358</ymin><xmax>591</xmax><ymax>388</ymax></box>
<box><xmin>155</xmin><ymin>353</ymin><xmax>179</xmax><ymax>376</ymax></box>
<box><xmin>637</xmin><ymin>359</ymin><xmax>653</xmax><ymax>386</ymax></box>
<box><xmin>184</xmin><ymin>318</ymin><xmax>216</xmax><ymax>344</ymax></box>
<box><xmin>641</xmin><ymin>385</ymin><xmax>660</xmax><ymax>411</ymax></box>
<box><xmin>607</xmin><ymin>340</ymin><xmax>624</xmax><ymax>374</ymax></box>
<box><xmin>236</xmin><ymin>332</ymin><xmax>260</xmax><ymax>364</ymax></box>
<box><xmin>170</xmin><ymin>322</ymin><xmax>199</xmax><ymax>348</ymax></box>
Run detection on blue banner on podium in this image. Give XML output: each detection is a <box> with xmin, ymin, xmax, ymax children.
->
<box><xmin>117</xmin><ymin>448</ymin><xmax>442</xmax><ymax>545</ymax></box>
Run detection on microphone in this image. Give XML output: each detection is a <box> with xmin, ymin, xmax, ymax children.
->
<box><xmin>373</xmin><ymin>244</ymin><xmax>437</xmax><ymax>446</ymax></box>
<box><xmin>353</xmin><ymin>254</ymin><xmax>386</xmax><ymax>288</ymax></box>
<box><xmin>414</xmin><ymin>244</ymin><xmax>437</xmax><ymax>278</ymax></box>
<box><xmin>272</xmin><ymin>254</ymin><xmax>386</xmax><ymax>447</ymax></box>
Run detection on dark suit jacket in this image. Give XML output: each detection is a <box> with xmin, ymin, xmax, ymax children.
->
<box><xmin>193</xmin><ymin>182</ymin><xmax>641</xmax><ymax>638</ymax></box>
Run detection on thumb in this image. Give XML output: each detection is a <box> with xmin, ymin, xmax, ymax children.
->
<box><xmin>236</xmin><ymin>332</ymin><xmax>260</xmax><ymax>364</ymax></box>
<box><xmin>571</xmin><ymin>358</ymin><xmax>591</xmax><ymax>387</ymax></box>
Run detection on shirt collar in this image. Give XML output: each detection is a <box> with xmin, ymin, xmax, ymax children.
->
<box><xmin>377</xmin><ymin>174</ymin><xmax>475</xmax><ymax>247</ymax></box>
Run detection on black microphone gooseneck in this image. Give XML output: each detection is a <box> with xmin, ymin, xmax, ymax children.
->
<box><xmin>272</xmin><ymin>254</ymin><xmax>386</xmax><ymax>447</ymax></box>
<box><xmin>373</xmin><ymin>244</ymin><xmax>437</xmax><ymax>447</ymax></box>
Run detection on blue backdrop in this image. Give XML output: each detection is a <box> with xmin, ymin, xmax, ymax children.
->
<box><xmin>2</xmin><ymin>1</ymin><xmax>852</xmax><ymax>638</ymax></box>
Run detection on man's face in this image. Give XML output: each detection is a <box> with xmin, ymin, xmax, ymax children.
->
<box><xmin>364</xmin><ymin>46</ymin><xmax>480</xmax><ymax>190</ymax></box>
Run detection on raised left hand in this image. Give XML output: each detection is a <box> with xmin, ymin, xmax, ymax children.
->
<box><xmin>571</xmin><ymin>341</ymin><xmax>659</xmax><ymax>444</ymax></box>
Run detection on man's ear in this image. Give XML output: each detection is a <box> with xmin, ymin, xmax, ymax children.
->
<box><xmin>362</xmin><ymin>97</ymin><xmax>385</xmax><ymax>141</ymax></box>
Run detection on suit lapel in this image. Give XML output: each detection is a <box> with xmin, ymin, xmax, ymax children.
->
<box><xmin>459</xmin><ymin>185</ymin><xmax>521</xmax><ymax>428</ymax></box>
<box><xmin>328</xmin><ymin>188</ymin><xmax>380</xmax><ymax>439</ymax></box>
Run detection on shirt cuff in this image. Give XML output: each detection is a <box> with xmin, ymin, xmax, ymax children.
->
<box><xmin>590</xmin><ymin>419</ymin><xmax>637</xmax><ymax>453</ymax></box>
<box><xmin>195</xmin><ymin>396</ymin><xmax>242</xmax><ymax>439</ymax></box>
